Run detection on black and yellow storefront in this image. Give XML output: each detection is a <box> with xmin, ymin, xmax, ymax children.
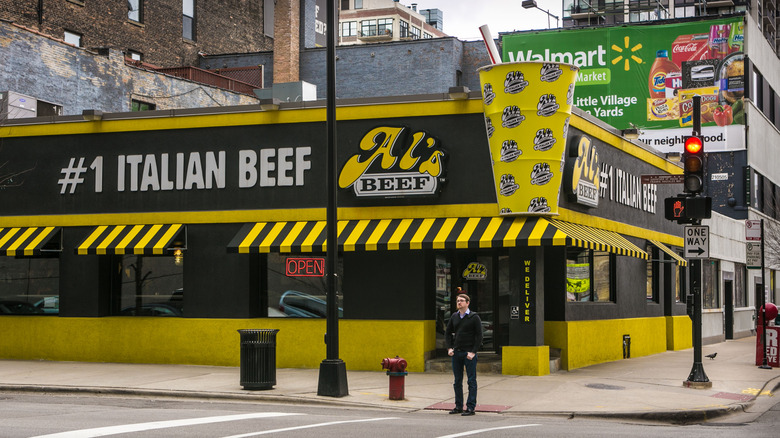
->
<box><xmin>0</xmin><ymin>96</ymin><xmax>690</xmax><ymax>375</ymax></box>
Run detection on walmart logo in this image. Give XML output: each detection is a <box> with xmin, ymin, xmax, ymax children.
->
<box><xmin>611</xmin><ymin>36</ymin><xmax>643</xmax><ymax>71</ymax></box>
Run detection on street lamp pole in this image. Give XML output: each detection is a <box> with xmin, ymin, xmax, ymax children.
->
<box><xmin>317</xmin><ymin>0</ymin><xmax>348</xmax><ymax>397</ymax></box>
<box><xmin>521</xmin><ymin>0</ymin><xmax>560</xmax><ymax>28</ymax></box>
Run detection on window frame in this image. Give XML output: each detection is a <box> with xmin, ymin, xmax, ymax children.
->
<box><xmin>183</xmin><ymin>0</ymin><xmax>196</xmax><ymax>41</ymax></box>
<box><xmin>566</xmin><ymin>247</ymin><xmax>615</xmax><ymax>303</ymax></box>
<box><xmin>128</xmin><ymin>0</ymin><xmax>143</xmax><ymax>23</ymax></box>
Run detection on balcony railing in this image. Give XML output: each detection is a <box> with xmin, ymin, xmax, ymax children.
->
<box><xmin>154</xmin><ymin>66</ymin><xmax>258</xmax><ymax>96</ymax></box>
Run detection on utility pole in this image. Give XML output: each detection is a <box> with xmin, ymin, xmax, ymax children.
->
<box><xmin>317</xmin><ymin>0</ymin><xmax>348</xmax><ymax>397</ymax></box>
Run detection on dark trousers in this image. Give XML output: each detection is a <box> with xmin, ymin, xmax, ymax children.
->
<box><xmin>451</xmin><ymin>350</ymin><xmax>477</xmax><ymax>411</ymax></box>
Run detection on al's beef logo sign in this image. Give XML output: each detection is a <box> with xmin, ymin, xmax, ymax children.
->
<box><xmin>339</xmin><ymin>126</ymin><xmax>446</xmax><ymax>198</ymax></box>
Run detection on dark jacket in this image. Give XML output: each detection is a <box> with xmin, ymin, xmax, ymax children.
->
<box><xmin>445</xmin><ymin>311</ymin><xmax>483</xmax><ymax>353</ymax></box>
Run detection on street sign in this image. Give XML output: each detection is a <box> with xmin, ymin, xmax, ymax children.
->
<box><xmin>684</xmin><ymin>225</ymin><xmax>709</xmax><ymax>259</ymax></box>
<box><xmin>746</xmin><ymin>219</ymin><xmax>762</xmax><ymax>241</ymax></box>
<box><xmin>746</xmin><ymin>241</ymin><xmax>762</xmax><ymax>269</ymax></box>
<box><xmin>641</xmin><ymin>174</ymin><xmax>684</xmax><ymax>185</ymax></box>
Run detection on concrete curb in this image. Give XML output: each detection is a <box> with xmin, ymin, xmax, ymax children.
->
<box><xmin>1</xmin><ymin>383</ymin><xmax>753</xmax><ymax>423</ymax></box>
<box><xmin>0</xmin><ymin>384</ymin><xmax>418</xmax><ymax>412</ymax></box>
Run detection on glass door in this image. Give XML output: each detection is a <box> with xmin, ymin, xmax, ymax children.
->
<box><xmin>457</xmin><ymin>253</ymin><xmax>495</xmax><ymax>353</ymax></box>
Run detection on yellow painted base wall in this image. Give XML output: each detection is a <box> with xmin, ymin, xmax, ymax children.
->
<box><xmin>501</xmin><ymin>345</ymin><xmax>549</xmax><ymax>376</ymax></box>
<box><xmin>544</xmin><ymin>317</ymin><xmax>677</xmax><ymax>370</ymax></box>
<box><xmin>666</xmin><ymin>315</ymin><xmax>693</xmax><ymax>351</ymax></box>
<box><xmin>0</xmin><ymin>317</ymin><xmax>435</xmax><ymax>372</ymax></box>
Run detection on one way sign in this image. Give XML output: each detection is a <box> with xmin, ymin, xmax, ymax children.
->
<box><xmin>684</xmin><ymin>225</ymin><xmax>709</xmax><ymax>259</ymax></box>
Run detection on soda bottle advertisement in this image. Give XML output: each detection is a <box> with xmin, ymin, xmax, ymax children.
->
<box><xmin>501</xmin><ymin>17</ymin><xmax>745</xmax><ymax>152</ymax></box>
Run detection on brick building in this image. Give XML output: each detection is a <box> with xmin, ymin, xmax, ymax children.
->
<box><xmin>0</xmin><ymin>0</ymin><xmax>274</xmax><ymax>67</ymax></box>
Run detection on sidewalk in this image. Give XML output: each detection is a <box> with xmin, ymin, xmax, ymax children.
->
<box><xmin>1</xmin><ymin>337</ymin><xmax>778</xmax><ymax>424</ymax></box>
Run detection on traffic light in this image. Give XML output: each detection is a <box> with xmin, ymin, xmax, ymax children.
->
<box><xmin>683</xmin><ymin>135</ymin><xmax>704</xmax><ymax>194</ymax></box>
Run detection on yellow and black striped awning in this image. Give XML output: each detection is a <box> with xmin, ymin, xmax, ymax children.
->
<box><xmin>549</xmin><ymin>219</ymin><xmax>647</xmax><ymax>259</ymax></box>
<box><xmin>77</xmin><ymin>224</ymin><xmax>186</xmax><ymax>255</ymax></box>
<box><xmin>649</xmin><ymin>239</ymin><xmax>687</xmax><ymax>266</ymax></box>
<box><xmin>228</xmin><ymin>217</ymin><xmax>569</xmax><ymax>253</ymax></box>
<box><xmin>228</xmin><ymin>217</ymin><xmax>647</xmax><ymax>259</ymax></box>
<box><xmin>0</xmin><ymin>227</ymin><xmax>61</xmax><ymax>256</ymax></box>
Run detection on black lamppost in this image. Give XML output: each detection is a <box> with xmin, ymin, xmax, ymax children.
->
<box><xmin>521</xmin><ymin>0</ymin><xmax>559</xmax><ymax>28</ymax></box>
<box><xmin>317</xmin><ymin>0</ymin><xmax>349</xmax><ymax>397</ymax></box>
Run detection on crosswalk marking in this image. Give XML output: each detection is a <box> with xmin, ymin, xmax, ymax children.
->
<box><xmin>30</xmin><ymin>412</ymin><xmax>301</xmax><ymax>438</ymax></box>
<box><xmin>222</xmin><ymin>416</ymin><xmax>400</xmax><ymax>437</ymax></box>
<box><xmin>437</xmin><ymin>423</ymin><xmax>542</xmax><ymax>437</ymax></box>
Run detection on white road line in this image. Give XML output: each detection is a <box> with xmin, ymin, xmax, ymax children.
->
<box><xmin>221</xmin><ymin>416</ymin><xmax>401</xmax><ymax>438</ymax></box>
<box><xmin>437</xmin><ymin>423</ymin><xmax>542</xmax><ymax>437</ymax></box>
<box><xmin>30</xmin><ymin>412</ymin><xmax>302</xmax><ymax>438</ymax></box>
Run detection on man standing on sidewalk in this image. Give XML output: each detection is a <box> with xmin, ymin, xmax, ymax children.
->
<box><xmin>446</xmin><ymin>290</ymin><xmax>482</xmax><ymax>416</ymax></box>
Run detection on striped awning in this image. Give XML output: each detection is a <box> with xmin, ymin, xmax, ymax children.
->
<box><xmin>549</xmin><ymin>219</ymin><xmax>648</xmax><ymax>259</ymax></box>
<box><xmin>649</xmin><ymin>239</ymin><xmax>687</xmax><ymax>266</ymax></box>
<box><xmin>228</xmin><ymin>216</ymin><xmax>569</xmax><ymax>253</ymax></box>
<box><xmin>77</xmin><ymin>224</ymin><xmax>186</xmax><ymax>255</ymax></box>
<box><xmin>0</xmin><ymin>227</ymin><xmax>61</xmax><ymax>256</ymax></box>
<box><xmin>228</xmin><ymin>217</ymin><xmax>646</xmax><ymax>259</ymax></box>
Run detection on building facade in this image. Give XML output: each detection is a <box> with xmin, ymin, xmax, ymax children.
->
<box><xmin>0</xmin><ymin>91</ymin><xmax>690</xmax><ymax>375</ymax></box>
<box><xmin>337</xmin><ymin>0</ymin><xmax>446</xmax><ymax>45</ymax></box>
<box><xmin>0</xmin><ymin>0</ymin><xmax>273</xmax><ymax>67</ymax></box>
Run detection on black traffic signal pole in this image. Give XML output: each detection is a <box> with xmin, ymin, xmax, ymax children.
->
<box><xmin>317</xmin><ymin>0</ymin><xmax>348</xmax><ymax>397</ymax></box>
<box><xmin>685</xmin><ymin>95</ymin><xmax>710</xmax><ymax>386</ymax></box>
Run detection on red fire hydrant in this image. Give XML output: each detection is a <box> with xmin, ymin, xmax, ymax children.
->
<box><xmin>381</xmin><ymin>356</ymin><xmax>408</xmax><ymax>400</ymax></box>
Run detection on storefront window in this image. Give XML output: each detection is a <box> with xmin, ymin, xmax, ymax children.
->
<box><xmin>0</xmin><ymin>257</ymin><xmax>59</xmax><ymax>315</ymax></box>
<box><xmin>435</xmin><ymin>254</ymin><xmax>451</xmax><ymax>346</ymax></box>
<box><xmin>266</xmin><ymin>253</ymin><xmax>342</xmax><ymax>318</ymax></box>
<box><xmin>702</xmin><ymin>259</ymin><xmax>720</xmax><ymax>309</ymax></box>
<box><xmin>566</xmin><ymin>248</ymin><xmax>613</xmax><ymax>302</ymax></box>
<box><xmin>117</xmin><ymin>255</ymin><xmax>183</xmax><ymax>316</ymax></box>
<box><xmin>646</xmin><ymin>243</ymin><xmax>658</xmax><ymax>302</ymax></box>
<box><xmin>676</xmin><ymin>256</ymin><xmax>686</xmax><ymax>302</ymax></box>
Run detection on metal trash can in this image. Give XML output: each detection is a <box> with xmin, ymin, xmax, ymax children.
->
<box><xmin>238</xmin><ymin>329</ymin><xmax>280</xmax><ymax>390</ymax></box>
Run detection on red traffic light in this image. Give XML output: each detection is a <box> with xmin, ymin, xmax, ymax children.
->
<box><xmin>684</xmin><ymin>136</ymin><xmax>703</xmax><ymax>154</ymax></box>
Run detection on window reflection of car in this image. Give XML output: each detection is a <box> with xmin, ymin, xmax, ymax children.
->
<box><xmin>0</xmin><ymin>300</ymin><xmax>45</xmax><ymax>315</ymax></box>
<box><xmin>278</xmin><ymin>290</ymin><xmax>343</xmax><ymax>318</ymax></box>
<box><xmin>34</xmin><ymin>296</ymin><xmax>60</xmax><ymax>314</ymax></box>
<box><xmin>120</xmin><ymin>303</ymin><xmax>183</xmax><ymax>317</ymax></box>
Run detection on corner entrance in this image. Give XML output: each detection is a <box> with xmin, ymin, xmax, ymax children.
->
<box><xmin>435</xmin><ymin>251</ymin><xmax>512</xmax><ymax>354</ymax></box>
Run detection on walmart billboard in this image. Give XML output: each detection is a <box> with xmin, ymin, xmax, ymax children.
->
<box><xmin>502</xmin><ymin>17</ymin><xmax>745</xmax><ymax>153</ymax></box>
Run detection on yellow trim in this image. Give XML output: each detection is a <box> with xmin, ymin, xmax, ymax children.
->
<box><xmin>570</xmin><ymin>116</ymin><xmax>681</xmax><ymax>174</ymax></box>
<box><xmin>433</xmin><ymin>218</ymin><xmax>457</xmax><ymax>250</ymax></box>
<box><xmin>0</xmin><ymin>100</ymin><xmax>485</xmax><ymax>138</ymax></box>
<box><xmin>117</xmin><ymin>225</ymin><xmax>144</xmax><ymax>255</ymax></box>
<box><xmin>0</xmin><ymin>317</ymin><xmax>434</xmax><ymax>372</ymax></box>
<box><xmin>260</xmin><ymin>222</ymin><xmax>287</xmax><ymax>253</ymax></box>
<box><xmin>388</xmin><ymin>218</ymin><xmax>412</xmax><ymax>250</ymax></box>
<box><xmin>135</xmin><ymin>224</ymin><xmax>162</xmax><ymax>255</ymax></box>
<box><xmin>98</xmin><ymin>225</ymin><xmax>125</xmax><ymax>255</ymax></box>
<box><xmin>650</xmin><ymin>239</ymin><xmax>687</xmax><ymax>266</ymax></box>
<box><xmin>479</xmin><ymin>217</ymin><xmax>502</xmax><ymax>248</ymax></box>
<box><xmin>281</xmin><ymin>221</ymin><xmax>307</xmax><ymax>253</ymax></box>
<box><xmin>0</xmin><ymin>205</ymin><xmax>683</xmax><ymax>248</ymax></box>
<box><xmin>343</xmin><ymin>219</ymin><xmax>369</xmax><ymax>252</ymax></box>
<box><xmin>238</xmin><ymin>223</ymin><xmax>264</xmax><ymax>254</ymax></box>
<box><xmin>154</xmin><ymin>224</ymin><xmax>183</xmax><ymax>254</ymax></box>
<box><xmin>7</xmin><ymin>227</ymin><xmax>35</xmax><ymax>256</ymax></box>
<box><xmin>0</xmin><ymin>228</ymin><xmax>20</xmax><ymax>249</ymax></box>
<box><xmin>366</xmin><ymin>219</ymin><xmax>391</xmax><ymax>251</ymax></box>
<box><xmin>302</xmin><ymin>221</ymin><xmax>326</xmax><ymax>252</ymax></box>
<box><xmin>24</xmin><ymin>226</ymin><xmax>56</xmax><ymax>256</ymax></box>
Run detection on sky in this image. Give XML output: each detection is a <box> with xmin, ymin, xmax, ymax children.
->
<box><xmin>411</xmin><ymin>0</ymin><xmax>563</xmax><ymax>40</ymax></box>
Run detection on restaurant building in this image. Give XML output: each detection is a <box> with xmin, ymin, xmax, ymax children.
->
<box><xmin>0</xmin><ymin>92</ymin><xmax>688</xmax><ymax>375</ymax></box>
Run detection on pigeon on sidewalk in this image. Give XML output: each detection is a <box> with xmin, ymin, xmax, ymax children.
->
<box><xmin>705</xmin><ymin>352</ymin><xmax>717</xmax><ymax>360</ymax></box>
